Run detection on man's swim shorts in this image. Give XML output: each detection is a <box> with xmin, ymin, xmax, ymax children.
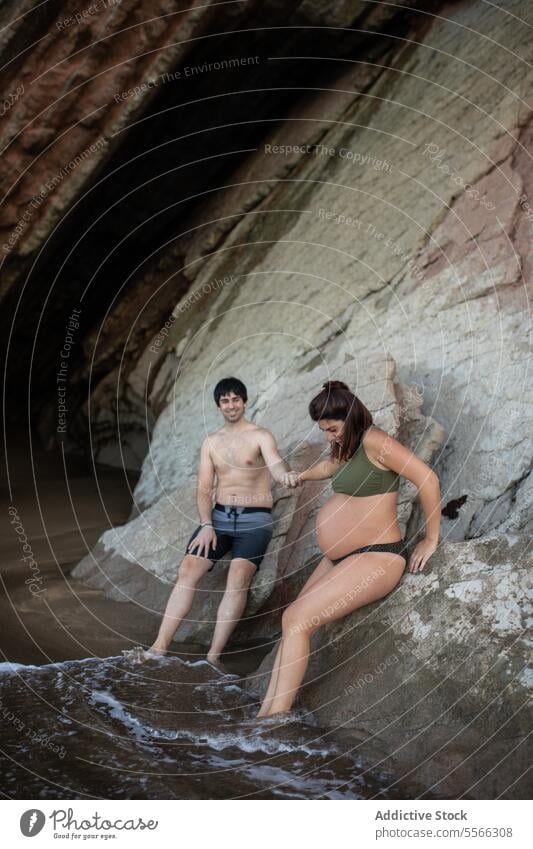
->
<box><xmin>185</xmin><ymin>502</ymin><xmax>273</xmax><ymax>570</ymax></box>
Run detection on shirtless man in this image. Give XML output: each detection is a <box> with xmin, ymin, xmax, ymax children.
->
<box><xmin>130</xmin><ymin>376</ymin><xmax>297</xmax><ymax>666</ymax></box>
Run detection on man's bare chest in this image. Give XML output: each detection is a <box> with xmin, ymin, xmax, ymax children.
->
<box><xmin>212</xmin><ymin>437</ymin><xmax>264</xmax><ymax>473</ymax></box>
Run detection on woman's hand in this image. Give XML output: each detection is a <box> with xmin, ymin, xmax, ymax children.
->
<box><xmin>407</xmin><ymin>537</ymin><xmax>438</xmax><ymax>573</ymax></box>
<box><xmin>188</xmin><ymin>526</ymin><xmax>217</xmax><ymax>558</ymax></box>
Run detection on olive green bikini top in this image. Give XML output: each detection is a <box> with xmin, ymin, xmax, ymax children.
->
<box><xmin>331</xmin><ymin>432</ymin><xmax>400</xmax><ymax>497</ymax></box>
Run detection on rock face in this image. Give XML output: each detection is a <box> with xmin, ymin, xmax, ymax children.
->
<box><xmin>73</xmin><ymin>351</ymin><xmax>445</xmax><ymax>642</ymax></box>
<box><xmin>246</xmin><ymin>533</ymin><xmax>532</xmax><ymax>799</ymax></box>
<box><xmin>7</xmin><ymin>0</ymin><xmax>531</xmax><ymax>799</ymax></box>
<box><xmin>0</xmin><ymin>0</ymin><xmax>434</xmax><ymax>462</ymax></box>
<box><xmin>71</xmin><ymin>0</ymin><xmax>530</xmax><ymax>743</ymax></box>
<box><xmin>123</xmin><ymin>0</ymin><xmax>531</xmax><ymax>544</ymax></box>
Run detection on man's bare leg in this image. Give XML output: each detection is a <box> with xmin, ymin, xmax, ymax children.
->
<box><xmin>206</xmin><ymin>558</ymin><xmax>256</xmax><ymax>665</ymax></box>
<box><xmin>127</xmin><ymin>554</ymin><xmax>212</xmax><ymax>663</ymax></box>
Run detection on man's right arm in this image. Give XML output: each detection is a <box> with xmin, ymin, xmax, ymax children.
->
<box><xmin>197</xmin><ymin>438</ymin><xmax>215</xmax><ymax>523</ymax></box>
<box><xmin>187</xmin><ymin>439</ymin><xmax>217</xmax><ymax>558</ymax></box>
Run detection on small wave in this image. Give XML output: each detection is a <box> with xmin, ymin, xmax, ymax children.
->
<box><xmin>89</xmin><ymin>689</ymin><xmax>176</xmax><ymax>743</ymax></box>
<box><xmin>87</xmin><ymin>686</ymin><xmax>333</xmax><ymax>758</ymax></box>
<box><xmin>0</xmin><ymin>655</ymin><xmax>119</xmax><ymax>677</ymax></box>
<box><xmin>0</xmin><ymin>661</ymin><xmax>39</xmax><ymax>674</ymax></box>
<box><xmin>0</xmin><ymin>653</ymin><xmax>198</xmax><ymax>679</ymax></box>
<box><xmin>0</xmin><ymin>655</ymin><xmax>389</xmax><ymax>799</ymax></box>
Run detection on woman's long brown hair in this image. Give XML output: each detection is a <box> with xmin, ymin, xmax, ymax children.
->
<box><xmin>308</xmin><ymin>380</ymin><xmax>373</xmax><ymax>462</ymax></box>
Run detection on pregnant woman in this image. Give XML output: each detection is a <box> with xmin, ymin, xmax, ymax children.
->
<box><xmin>257</xmin><ymin>379</ymin><xmax>441</xmax><ymax>718</ymax></box>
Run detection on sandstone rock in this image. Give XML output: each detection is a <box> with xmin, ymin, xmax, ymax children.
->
<box><xmin>70</xmin><ymin>5</ymin><xmax>530</xmax><ymax>715</ymax></box>
<box><xmin>126</xmin><ymin>0</ymin><xmax>531</xmax><ymax>540</ymax></box>
<box><xmin>2</xmin><ymin>0</ymin><xmax>529</xmax><ymax>802</ymax></box>
<box><xmin>0</xmin><ymin>0</ymin><xmax>219</xmax><ymax>271</ymax></box>
<box><xmin>246</xmin><ymin>533</ymin><xmax>532</xmax><ymax>799</ymax></box>
<box><xmin>73</xmin><ymin>351</ymin><xmax>445</xmax><ymax>644</ymax></box>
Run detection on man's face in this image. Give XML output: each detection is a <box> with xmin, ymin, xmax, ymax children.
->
<box><xmin>218</xmin><ymin>392</ymin><xmax>245</xmax><ymax>423</ymax></box>
<box><xmin>319</xmin><ymin>419</ymin><xmax>344</xmax><ymax>445</ymax></box>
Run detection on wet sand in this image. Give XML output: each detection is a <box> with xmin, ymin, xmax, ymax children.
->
<box><xmin>1</xmin><ymin>429</ymin><xmax>154</xmax><ymax>665</ymax></box>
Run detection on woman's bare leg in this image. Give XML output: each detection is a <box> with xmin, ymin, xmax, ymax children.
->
<box><xmin>256</xmin><ymin>556</ymin><xmax>333</xmax><ymax>717</ymax></box>
<box><xmin>256</xmin><ymin>640</ymin><xmax>283</xmax><ymax>717</ymax></box>
<box><xmin>264</xmin><ymin>551</ymin><xmax>406</xmax><ymax>716</ymax></box>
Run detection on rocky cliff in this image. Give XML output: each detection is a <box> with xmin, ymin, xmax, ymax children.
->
<box><xmin>3</xmin><ymin>0</ymin><xmax>531</xmax><ymax>799</ymax></box>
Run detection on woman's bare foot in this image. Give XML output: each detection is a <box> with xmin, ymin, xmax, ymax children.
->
<box><xmin>254</xmin><ymin>709</ymin><xmax>293</xmax><ymax>721</ymax></box>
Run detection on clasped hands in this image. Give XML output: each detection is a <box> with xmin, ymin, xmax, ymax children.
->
<box><xmin>281</xmin><ymin>470</ymin><xmax>302</xmax><ymax>489</ymax></box>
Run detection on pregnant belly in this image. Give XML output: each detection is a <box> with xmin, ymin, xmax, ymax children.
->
<box><xmin>316</xmin><ymin>493</ymin><xmax>401</xmax><ymax>560</ymax></box>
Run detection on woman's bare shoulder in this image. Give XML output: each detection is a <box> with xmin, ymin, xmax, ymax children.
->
<box><xmin>361</xmin><ymin>426</ymin><xmax>397</xmax><ymax>466</ymax></box>
<box><xmin>362</xmin><ymin>424</ymin><xmax>391</xmax><ymax>447</ymax></box>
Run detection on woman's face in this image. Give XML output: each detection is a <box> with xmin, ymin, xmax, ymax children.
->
<box><xmin>318</xmin><ymin>419</ymin><xmax>344</xmax><ymax>445</ymax></box>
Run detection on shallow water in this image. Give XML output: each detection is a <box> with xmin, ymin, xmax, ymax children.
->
<box><xmin>0</xmin><ymin>655</ymin><xmax>401</xmax><ymax>800</ymax></box>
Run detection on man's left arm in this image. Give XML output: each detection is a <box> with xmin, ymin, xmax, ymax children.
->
<box><xmin>258</xmin><ymin>430</ymin><xmax>294</xmax><ymax>485</ymax></box>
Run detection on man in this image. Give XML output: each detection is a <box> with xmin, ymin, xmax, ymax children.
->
<box><xmin>129</xmin><ymin>376</ymin><xmax>298</xmax><ymax>665</ymax></box>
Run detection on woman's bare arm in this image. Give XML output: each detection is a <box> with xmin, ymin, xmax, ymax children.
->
<box><xmin>366</xmin><ymin>428</ymin><xmax>441</xmax><ymax>548</ymax></box>
<box><xmin>298</xmin><ymin>457</ymin><xmax>340</xmax><ymax>482</ymax></box>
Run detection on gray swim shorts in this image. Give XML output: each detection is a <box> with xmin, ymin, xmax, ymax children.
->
<box><xmin>185</xmin><ymin>502</ymin><xmax>273</xmax><ymax>570</ymax></box>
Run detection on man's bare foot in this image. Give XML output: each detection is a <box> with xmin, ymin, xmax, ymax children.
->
<box><xmin>206</xmin><ymin>654</ymin><xmax>234</xmax><ymax>675</ymax></box>
<box><xmin>122</xmin><ymin>645</ymin><xmax>167</xmax><ymax>665</ymax></box>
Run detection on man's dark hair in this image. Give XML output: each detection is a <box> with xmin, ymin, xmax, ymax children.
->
<box><xmin>214</xmin><ymin>377</ymin><xmax>248</xmax><ymax>406</ymax></box>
